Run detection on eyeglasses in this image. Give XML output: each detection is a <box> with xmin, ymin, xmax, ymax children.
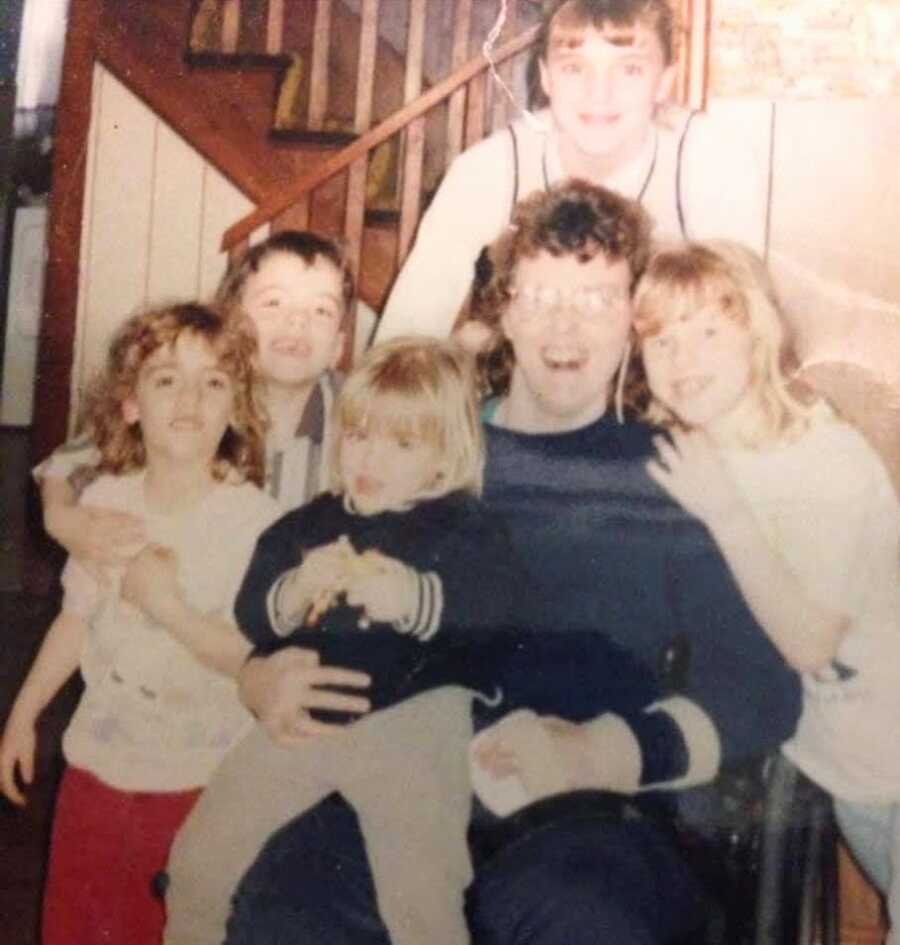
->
<box><xmin>507</xmin><ymin>284</ymin><xmax>630</xmax><ymax>323</ymax></box>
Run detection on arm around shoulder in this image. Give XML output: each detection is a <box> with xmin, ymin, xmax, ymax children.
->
<box><xmin>121</xmin><ymin>545</ymin><xmax>253</xmax><ymax>679</ymax></box>
<box><xmin>41</xmin><ymin>472</ymin><xmax>146</xmax><ymax>567</ymax></box>
<box><xmin>668</xmin><ymin>530</ymin><xmax>802</xmax><ymax>767</ymax></box>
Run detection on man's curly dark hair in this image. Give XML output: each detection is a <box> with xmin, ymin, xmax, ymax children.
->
<box><xmin>467</xmin><ymin>180</ymin><xmax>651</xmax><ymax>399</ymax></box>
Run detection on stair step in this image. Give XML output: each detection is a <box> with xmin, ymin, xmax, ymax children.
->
<box><xmin>364</xmin><ymin>208</ymin><xmax>400</xmax><ymax>228</ymax></box>
<box><xmin>268</xmin><ymin>128</ymin><xmax>358</xmax><ymax>149</ymax></box>
<box><xmin>184</xmin><ymin>51</ymin><xmax>292</xmax><ymax>71</ymax></box>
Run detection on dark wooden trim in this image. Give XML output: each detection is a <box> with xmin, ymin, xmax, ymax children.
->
<box><xmin>184</xmin><ymin>51</ymin><xmax>291</xmax><ymax>70</ymax></box>
<box><xmin>30</xmin><ymin>0</ymin><xmax>103</xmax><ymax>463</ymax></box>
<box><xmin>363</xmin><ymin>208</ymin><xmax>400</xmax><ymax>228</ymax></box>
<box><xmin>269</xmin><ymin>128</ymin><xmax>357</xmax><ymax>148</ymax></box>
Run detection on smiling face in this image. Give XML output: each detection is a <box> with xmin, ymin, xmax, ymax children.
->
<box><xmin>641</xmin><ymin>305</ymin><xmax>758</xmax><ymax>439</ymax></box>
<box><xmin>338</xmin><ymin>417</ymin><xmax>442</xmax><ymax>516</ymax></box>
<box><xmin>122</xmin><ymin>331</ymin><xmax>235</xmax><ymax>470</ymax></box>
<box><xmin>540</xmin><ymin>19</ymin><xmax>674</xmax><ymax>176</ymax></box>
<box><xmin>240</xmin><ymin>251</ymin><xmax>345</xmax><ymax>391</ymax></box>
<box><xmin>502</xmin><ymin>249</ymin><xmax>633</xmax><ymax>433</ymax></box>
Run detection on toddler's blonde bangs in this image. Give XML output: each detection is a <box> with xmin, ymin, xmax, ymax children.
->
<box><xmin>330</xmin><ymin>337</ymin><xmax>484</xmax><ymax>498</ymax></box>
<box><xmin>338</xmin><ymin>389</ymin><xmax>444</xmax><ymax>451</ymax></box>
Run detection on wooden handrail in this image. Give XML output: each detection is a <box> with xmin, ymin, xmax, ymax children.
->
<box><xmin>221</xmin><ymin>22</ymin><xmax>540</xmax><ymax>250</ymax></box>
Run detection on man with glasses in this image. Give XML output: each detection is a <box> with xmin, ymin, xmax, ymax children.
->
<box><xmin>229</xmin><ymin>181</ymin><xmax>800</xmax><ymax>945</ymax></box>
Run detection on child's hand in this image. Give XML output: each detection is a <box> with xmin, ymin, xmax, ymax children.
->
<box><xmin>284</xmin><ymin>536</ymin><xmax>357</xmax><ymax>626</ymax></box>
<box><xmin>0</xmin><ymin>711</ymin><xmax>37</xmax><ymax>806</ymax></box>
<box><xmin>646</xmin><ymin>430</ymin><xmax>746</xmax><ymax>527</ymax></box>
<box><xmin>121</xmin><ymin>545</ymin><xmax>185</xmax><ymax>627</ymax></box>
<box><xmin>45</xmin><ymin>503</ymin><xmax>146</xmax><ymax>572</ymax></box>
<box><xmin>344</xmin><ymin>551</ymin><xmax>417</xmax><ymax>626</ymax></box>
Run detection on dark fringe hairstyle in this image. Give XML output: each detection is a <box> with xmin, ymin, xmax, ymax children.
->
<box><xmin>528</xmin><ymin>0</ymin><xmax>676</xmax><ymax>108</ymax></box>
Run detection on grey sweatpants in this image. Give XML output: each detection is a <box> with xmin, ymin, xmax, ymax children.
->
<box><xmin>164</xmin><ymin>686</ymin><xmax>474</xmax><ymax>945</ymax></box>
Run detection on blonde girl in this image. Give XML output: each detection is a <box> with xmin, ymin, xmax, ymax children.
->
<box><xmin>634</xmin><ymin>241</ymin><xmax>900</xmax><ymax>944</ymax></box>
<box><xmin>162</xmin><ymin>336</ymin><xmax>523</xmax><ymax>945</ymax></box>
<box><xmin>0</xmin><ymin>303</ymin><xmax>279</xmax><ymax>945</ymax></box>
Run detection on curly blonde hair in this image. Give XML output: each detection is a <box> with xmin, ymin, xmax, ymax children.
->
<box><xmin>467</xmin><ymin>179</ymin><xmax>652</xmax><ymax>399</ymax></box>
<box><xmin>81</xmin><ymin>303</ymin><xmax>267</xmax><ymax>484</ymax></box>
<box><xmin>632</xmin><ymin>241</ymin><xmax>817</xmax><ymax>445</ymax></box>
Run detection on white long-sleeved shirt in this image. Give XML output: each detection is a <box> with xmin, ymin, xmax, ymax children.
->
<box><xmin>719</xmin><ymin>415</ymin><xmax>900</xmax><ymax>803</ymax></box>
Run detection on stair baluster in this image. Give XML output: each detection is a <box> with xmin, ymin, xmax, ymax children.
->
<box><xmin>445</xmin><ymin>0</ymin><xmax>473</xmax><ymax>166</ymax></box>
<box><xmin>341</xmin><ymin>0</ymin><xmax>381</xmax><ymax>357</ymax></box>
<box><xmin>221</xmin><ymin>0</ymin><xmax>241</xmax><ymax>53</ymax></box>
<box><xmin>396</xmin><ymin>0</ymin><xmax>427</xmax><ymax>263</ymax></box>
<box><xmin>266</xmin><ymin>0</ymin><xmax>285</xmax><ymax>55</ymax></box>
<box><xmin>309</xmin><ymin>0</ymin><xmax>332</xmax><ymax>132</ymax></box>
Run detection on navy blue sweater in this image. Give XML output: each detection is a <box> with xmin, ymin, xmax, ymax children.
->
<box><xmin>483</xmin><ymin>414</ymin><xmax>802</xmax><ymax>782</ymax></box>
<box><xmin>235</xmin><ymin>489</ymin><xmax>663</xmax><ymax>727</ymax></box>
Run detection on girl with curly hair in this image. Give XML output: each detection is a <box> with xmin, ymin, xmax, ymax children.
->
<box><xmin>0</xmin><ymin>303</ymin><xmax>280</xmax><ymax>945</ymax></box>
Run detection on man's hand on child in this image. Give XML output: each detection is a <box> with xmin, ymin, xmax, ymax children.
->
<box><xmin>46</xmin><ymin>502</ymin><xmax>146</xmax><ymax>571</ymax></box>
<box><xmin>0</xmin><ymin>711</ymin><xmax>37</xmax><ymax>806</ymax></box>
<box><xmin>239</xmin><ymin>648</ymin><xmax>371</xmax><ymax>747</ymax></box>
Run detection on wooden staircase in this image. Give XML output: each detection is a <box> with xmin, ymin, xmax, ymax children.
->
<box><xmin>175</xmin><ymin>0</ymin><xmax>709</xmax><ymax>349</ymax></box>
<box><xmin>32</xmin><ymin>0</ymin><xmax>707</xmax><ymax>460</ymax></box>
<box><xmin>180</xmin><ymin>0</ymin><xmax>548</xmax><ymax>326</ymax></box>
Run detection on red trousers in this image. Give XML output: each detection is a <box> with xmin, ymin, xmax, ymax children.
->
<box><xmin>42</xmin><ymin>766</ymin><xmax>201</xmax><ymax>945</ymax></box>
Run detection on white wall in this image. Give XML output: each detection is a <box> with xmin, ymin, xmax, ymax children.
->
<box><xmin>70</xmin><ymin>64</ymin><xmax>257</xmax><ymax>422</ymax></box>
<box><xmin>768</xmin><ymin>96</ymin><xmax>900</xmax><ymax>384</ymax></box>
